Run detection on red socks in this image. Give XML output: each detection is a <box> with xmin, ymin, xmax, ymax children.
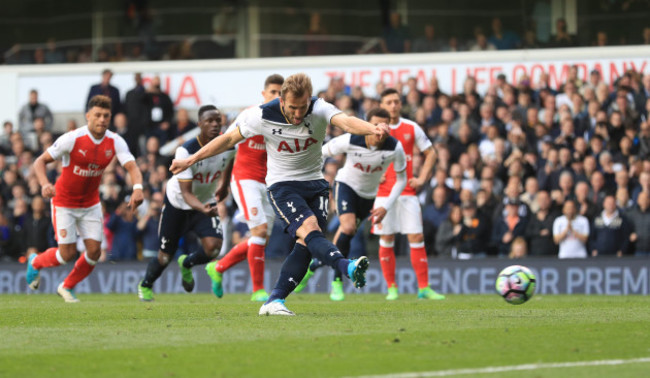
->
<box><xmin>247</xmin><ymin>236</ymin><xmax>266</xmax><ymax>292</ymax></box>
<box><xmin>378</xmin><ymin>240</ymin><xmax>396</xmax><ymax>288</ymax></box>
<box><xmin>32</xmin><ymin>247</ymin><xmax>63</xmax><ymax>270</ymax></box>
<box><xmin>409</xmin><ymin>242</ymin><xmax>429</xmax><ymax>289</ymax></box>
<box><xmin>216</xmin><ymin>240</ymin><xmax>249</xmax><ymax>274</ymax></box>
<box><xmin>63</xmin><ymin>253</ymin><xmax>97</xmax><ymax>289</ymax></box>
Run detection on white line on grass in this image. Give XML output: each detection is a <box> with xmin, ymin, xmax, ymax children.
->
<box><xmin>354</xmin><ymin>357</ymin><xmax>650</xmax><ymax>377</ymax></box>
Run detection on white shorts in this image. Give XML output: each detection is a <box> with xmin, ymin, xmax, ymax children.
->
<box><xmin>52</xmin><ymin>203</ymin><xmax>103</xmax><ymax>244</ymax></box>
<box><xmin>371</xmin><ymin>195</ymin><xmax>423</xmax><ymax>235</ymax></box>
<box><xmin>230</xmin><ymin>178</ymin><xmax>275</xmax><ymax>229</ymax></box>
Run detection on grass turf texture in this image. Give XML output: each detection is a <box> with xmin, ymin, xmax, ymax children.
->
<box><xmin>1</xmin><ymin>294</ymin><xmax>648</xmax><ymax>377</ymax></box>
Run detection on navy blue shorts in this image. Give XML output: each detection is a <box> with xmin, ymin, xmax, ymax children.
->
<box><xmin>267</xmin><ymin>179</ymin><xmax>330</xmax><ymax>239</ymax></box>
<box><xmin>334</xmin><ymin>181</ymin><xmax>374</xmax><ymax>223</ymax></box>
<box><xmin>158</xmin><ymin>195</ymin><xmax>223</xmax><ymax>255</ymax></box>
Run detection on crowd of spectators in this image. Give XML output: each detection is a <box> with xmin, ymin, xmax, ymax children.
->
<box><xmin>2</xmin><ymin>63</ymin><xmax>650</xmax><ymax>263</ymax></box>
<box><xmin>4</xmin><ymin>11</ymin><xmax>650</xmax><ymax>65</ymax></box>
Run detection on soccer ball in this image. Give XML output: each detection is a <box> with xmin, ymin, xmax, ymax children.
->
<box><xmin>495</xmin><ymin>265</ymin><xmax>536</xmax><ymax>305</ymax></box>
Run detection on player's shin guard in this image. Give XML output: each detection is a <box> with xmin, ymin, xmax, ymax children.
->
<box><xmin>183</xmin><ymin>249</ymin><xmax>210</xmax><ymax>268</ymax></box>
<box><xmin>267</xmin><ymin>243</ymin><xmax>311</xmax><ymax>302</ymax></box>
<box><xmin>304</xmin><ymin>231</ymin><xmax>348</xmax><ymax>277</ymax></box>
<box><xmin>409</xmin><ymin>242</ymin><xmax>429</xmax><ymax>289</ymax></box>
<box><xmin>247</xmin><ymin>237</ymin><xmax>266</xmax><ymax>292</ymax></box>
<box><xmin>216</xmin><ymin>240</ymin><xmax>248</xmax><ymax>273</ymax></box>
<box><xmin>32</xmin><ymin>247</ymin><xmax>66</xmax><ymax>270</ymax></box>
<box><xmin>62</xmin><ymin>253</ymin><xmax>96</xmax><ymax>289</ymax></box>
<box><xmin>378</xmin><ymin>239</ymin><xmax>396</xmax><ymax>288</ymax></box>
<box><xmin>142</xmin><ymin>256</ymin><xmax>167</xmax><ymax>288</ymax></box>
<box><xmin>333</xmin><ymin>232</ymin><xmax>353</xmax><ymax>281</ymax></box>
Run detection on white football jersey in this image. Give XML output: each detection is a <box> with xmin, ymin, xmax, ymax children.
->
<box><xmin>237</xmin><ymin>97</ymin><xmax>341</xmax><ymax>186</ymax></box>
<box><xmin>323</xmin><ymin>134</ymin><xmax>406</xmax><ymax>199</ymax></box>
<box><xmin>167</xmin><ymin>136</ymin><xmax>235</xmax><ymax>210</ymax></box>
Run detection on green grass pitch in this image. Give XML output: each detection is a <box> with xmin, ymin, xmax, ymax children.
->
<box><xmin>1</xmin><ymin>293</ymin><xmax>649</xmax><ymax>377</ymax></box>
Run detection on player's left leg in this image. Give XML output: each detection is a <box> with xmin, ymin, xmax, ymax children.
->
<box><xmin>181</xmin><ymin>212</ymin><xmax>223</xmax><ymax>293</ymax></box>
<box><xmin>261</xmin><ymin>180</ymin><xmax>368</xmax><ymax>315</ymax></box>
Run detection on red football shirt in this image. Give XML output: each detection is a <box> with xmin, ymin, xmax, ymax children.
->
<box><xmin>47</xmin><ymin>126</ymin><xmax>135</xmax><ymax>208</ymax></box>
<box><xmin>376</xmin><ymin>118</ymin><xmax>432</xmax><ymax>197</ymax></box>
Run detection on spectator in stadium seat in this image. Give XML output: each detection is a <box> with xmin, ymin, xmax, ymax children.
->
<box><xmin>627</xmin><ymin>191</ymin><xmax>650</xmax><ymax>256</ymax></box>
<box><xmin>553</xmin><ymin>199</ymin><xmax>590</xmax><ymax>258</ymax></box>
<box><xmin>380</xmin><ymin>12</ymin><xmax>411</xmax><ymax>53</ymax></box>
<box><xmin>488</xmin><ymin>17</ymin><xmax>521</xmax><ymax>50</ymax></box>
<box><xmin>549</xmin><ymin>18</ymin><xmax>575</xmax><ymax>48</ymax></box>
<box><xmin>18</xmin><ymin>90</ymin><xmax>53</xmax><ymax>135</ymax></box>
<box><xmin>590</xmin><ymin>195</ymin><xmax>631</xmax><ymax>257</ymax></box>
<box><xmin>508</xmin><ymin>236</ymin><xmax>528</xmax><ymax>258</ymax></box>
<box><xmin>172</xmin><ymin>108</ymin><xmax>198</xmax><ymax>139</ymax></box>
<box><xmin>107</xmin><ymin>201</ymin><xmax>138</xmax><ymax>261</ymax></box>
<box><xmin>455</xmin><ymin>200</ymin><xmax>490</xmax><ymax>259</ymax></box>
<box><xmin>412</xmin><ymin>24</ymin><xmax>443</xmax><ymax>53</ymax></box>
<box><xmin>23</xmin><ymin>195</ymin><xmax>53</xmax><ymax>260</ymax></box>
<box><xmin>145</xmin><ymin>75</ymin><xmax>175</xmax><ymax>145</ymax></box>
<box><xmin>422</xmin><ymin>186</ymin><xmax>451</xmax><ymax>255</ymax></box>
<box><xmin>492</xmin><ymin>197</ymin><xmax>528</xmax><ymax>257</ymax></box>
<box><xmin>86</xmin><ymin>69</ymin><xmax>121</xmax><ymax>117</ymax></box>
<box><xmin>525</xmin><ymin>190</ymin><xmax>559</xmax><ymax>256</ymax></box>
<box><xmin>124</xmin><ymin>73</ymin><xmax>148</xmax><ymax>156</ymax></box>
<box><xmin>137</xmin><ymin>191</ymin><xmax>163</xmax><ymax>259</ymax></box>
<box><xmin>469</xmin><ymin>31</ymin><xmax>496</xmax><ymax>51</ymax></box>
<box><xmin>574</xmin><ymin>181</ymin><xmax>599</xmax><ymax>222</ymax></box>
<box><xmin>435</xmin><ymin>204</ymin><xmax>462</xmax><ymax>258</ymax></box>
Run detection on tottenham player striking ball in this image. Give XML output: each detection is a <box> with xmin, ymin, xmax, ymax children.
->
<box><xmin>495</xmin><ymin>265</ymin><xmax>536</xmax><ymax>305</ymax></box>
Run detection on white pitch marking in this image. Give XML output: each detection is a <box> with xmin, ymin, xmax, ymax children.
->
<box><xmin>354</xmin><ymin>357</ymin><xmax>650</xmax><ymax>378</ymax></box>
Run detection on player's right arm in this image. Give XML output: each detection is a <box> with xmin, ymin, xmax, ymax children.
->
<box><xmin>170</xmin><ymin>126</ymin><xmax>244</xmax><ymax>175</ymax></box>
<box><xmin>321</xmin><ymin>134</ymin><xmax>350</xmax><ymax>158</ymax></box>
<box><xmin>33</xmin><ymin>151</ymin><xmax>56</xmax><ymax>198</ymax></box>
<box><xmin>180</xmin><ymin>180</ymin><xmax>218</xmax><ymax>217</ymax></box>
<box><xmin>33</xmin><ymin>130</ymin><xmax>75</xmax><ymax>198</ymax></box>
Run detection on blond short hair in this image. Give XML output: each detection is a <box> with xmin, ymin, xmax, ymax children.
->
<box><xmin>281</xmin><ymin>73</ymin><xmax>313</xmax><ymax>99</ymax></box>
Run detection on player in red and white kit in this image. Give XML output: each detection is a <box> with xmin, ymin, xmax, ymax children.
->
<box><xmin>372</xmin><ymin>88</ymin><xmax>445</xmax><ymax>301</ymax></box>
<box><xmin>26</xmin><ymin>95</ymin><xmax>144</xmax><ymax>302</ymax></box>
<box><xmin>204</xmin><ymin>74</ymin><xmax>284</xmax><ymax>302</ymax></box>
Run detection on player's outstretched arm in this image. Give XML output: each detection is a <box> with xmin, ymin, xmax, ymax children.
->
<box><xmin>33</xmin><ymin>151</ymin><xmax>56</xmax><ymax>198</ymax></box>
<box><xmin>331</xmin><ymin>113</ymin><xmax>390</xmax><ymax>139</ymax></box>
<box><xmin>170</xmin><ymin>127</ymin><xmax>244</xmax><ymax>175</ymax></box>
<box><xmin>124</xmin><ymin>161</ymin><xmax>144</xmax><ymax>210</ymax></box>
<box><xmin>409</xmin><ymin>147</ymin><xmax>437</xmax><ymax>191</ymax></box>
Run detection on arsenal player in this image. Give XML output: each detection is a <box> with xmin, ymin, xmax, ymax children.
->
<box><xmin>26</xmin><ymin>95</ymin><xmax>144</xmax><ymax>302</ymax></box>
<box><xmin>372</xmin><ymin>88</ymin><xmax>445</xmax><ymax>301</ymax></box>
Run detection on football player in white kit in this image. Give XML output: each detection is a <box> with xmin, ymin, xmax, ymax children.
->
<box><xmin>138</xmin><ymin>105</ymin><xmax>234</xmax><ymax>301</ymax></box>
<box><xmin>205</xmin><ymin>74</ymin><xmax>284</xmax><ymax>302</ymax></box>
<box><xmin>294</xmin><ymin>108</ymin><xmax>407</xmax><ymax>300</ymax></box>
<box><xmin>171</xmin><ymin>73</ymin><xmax>389</xmax><ymax>315</ymax></box>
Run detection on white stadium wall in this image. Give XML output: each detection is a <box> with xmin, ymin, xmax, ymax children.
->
<box><xmin>1</xmin><ymin>45</ymin><xmax>649</xmax><ymax>129</ymax></box>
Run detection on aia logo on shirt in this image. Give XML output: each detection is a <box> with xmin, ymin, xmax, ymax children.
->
<box><xmin>193</xmin><ymin>171</ymin><xmax>221</xmax><ymax>183</ymax></box>
<box><xmin>353</xmin><ymin>163</ymin><xmax>383</xmax><ymax>173</ymax></box>
<box><xmin>277</xmin><ymin>138</ymin><xmax>318</xmax><ymax>153</ymax></box>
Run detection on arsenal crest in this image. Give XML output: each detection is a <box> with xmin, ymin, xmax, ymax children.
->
<box><xmin>403</xmin><ymin>134</ymin><xmax>411</xmax><ymax>141</ymax></box>
<box><xmin>105</xmin><ymin>150</ymin><xmax>113</xmax><ymax>157</ymax></box>
<box><xmin>251</xmin><ymin>207</ymin><xmax>258</xmax><ymax>216</ymax></box>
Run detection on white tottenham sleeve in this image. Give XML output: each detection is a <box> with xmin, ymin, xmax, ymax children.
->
<box><xmin>382</xmin><ymin>169</ymin><xmax>406</xmax><ymax>211</ymax></box>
